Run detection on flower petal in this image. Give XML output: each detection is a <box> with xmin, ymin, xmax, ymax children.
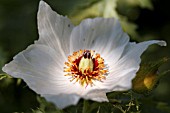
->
<box><xmin>103</xmin><ymin>33</ymin><xmax>130</xmax><ymax>65</ymax></box>
<box><xmin>107</xmin><ymin>69</ymin><xmax>137</xmax><ymax>91</ymax></box>
<box><xmin>2</xmin><ymin>44</ymin><xmax>84</xmax><ymax>96</ymax></box>
<box><xmin>84</xmin><ymin>90</ymin><xmax>109</xmax><ymax>102</ymax></box>
<box><xmin>101</xmin><ymin>40</ymin><xmax>166</xmax><ymax>91</ymax></box>
<box><xmin>70</xmin><ymin>18</ymin><xmax>129</xmax><ymax>61</ymax></box>
<box><xmin>36</xmin><ymin>1</ymin><xmax>74</xmax><ymax>59</ymax></box>
<box><xmin>42</xmin><ymin>94</ymin><xmax>80</xmax><ymax>109</ymax></box>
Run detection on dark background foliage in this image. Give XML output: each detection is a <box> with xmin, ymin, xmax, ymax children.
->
<box><xmin>0</xmin><ymin>0</ymin><xmax>170</xmax><ymax>113</ymax></box>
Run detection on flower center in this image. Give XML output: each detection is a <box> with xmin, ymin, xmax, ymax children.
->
<box><xmin>64</xmin><ymin>50</ymin><xmax>108</xmax><ymax>87</ymax></box>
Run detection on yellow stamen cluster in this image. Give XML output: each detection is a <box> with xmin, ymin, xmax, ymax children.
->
<box><xmin>64</xmin><ymin>50</ymin><xmax>108</xmax><ymax>87</ymax></box>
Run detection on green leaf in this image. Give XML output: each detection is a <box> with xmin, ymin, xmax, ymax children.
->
<box><xmin>138</xmin><ymin>0</ymin><xmax>153</xmax><ymax>10</ymax></box>
<box><xmin>0</xmin><ymin>73</ymin><xmax>12</xmax><ymax>80</ymax></box>
<box><xmin>69</xmin><ymin>0</ymin><xmax>140</xmax><ymax>40</ymax></box>
<box><xmin>140</xmin><ymin>98</ymin><xmax>170</xmax><ymax>113</ymax></box>
<box><xmin>32</xmin><ymin>96</ymin><xmax>63</xmax><ymax>113</ymax></box>
<box><xmin>156</xmin><ymin>102</ymin><xmax>170</xmax><ymax>113</ymax></box>
<box><xmin>0</xmin><ymin>47</ymin><xmax>7</xmax><ymax>73</ymax></box>
<box><xmin>117</xmin><ymin>0</ymin><xmax>153</xmax><ymax>10</ymax></box>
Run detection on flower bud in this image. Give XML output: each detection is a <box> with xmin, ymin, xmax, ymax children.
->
<box><xmin>132</xmin><ymin>58</ymin><xmax>169</xmax><ymax>94</ymax></box>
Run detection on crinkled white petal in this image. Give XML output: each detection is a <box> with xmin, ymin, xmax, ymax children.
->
<box><xmin>100</xmin><ymin>40</ymin><xmax>166</xmax><ymax>91</ymax></box>
<box><xmin>70</xmin><ymin>18</ymin><xmax>129</xmax><ymax>64</ymax></box>
<box><xmin>36</xmin><ymin>1</ymin><xmax>74</xmax><ymax>60</ymax></box>
<box><xmin>42</xmin><ymin>94</ymin><xmax>80</xmax><ymax>109</ymax></box>
<box><xmin>84</xmin><ymin>90</ymin><xmax>109</xmax><ymax>102</ymax></box>
<box><xmin>108</xmin><ymin>69</ymin><xmax>137</xmax><ymax>91</ymax></box>
<box><xmin>2</xmin><ymin>44</ymin><xmax>84</xmax><ymax>96</ymax></box>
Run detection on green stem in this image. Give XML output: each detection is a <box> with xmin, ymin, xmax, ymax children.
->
<box><xmin>82</xmin><ymin>100</ymin><xmax>89</xmax><ymax>113</ymax></box>
<box><xmin>158</xmin><ymin>70</ymin><xmax>170</xmax><ymax>79</ymax></box>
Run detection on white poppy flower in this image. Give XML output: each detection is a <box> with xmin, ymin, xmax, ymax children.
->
<box><xmin>2</xmin><ymin>1</ymin><xmax>166</xmax><ymax>109</ymax></box>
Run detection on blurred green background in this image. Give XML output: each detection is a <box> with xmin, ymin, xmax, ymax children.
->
<box><xmin>0</xmin><ymin>0</ymin><xmax>170</xmax><ymax>113</ymax></box>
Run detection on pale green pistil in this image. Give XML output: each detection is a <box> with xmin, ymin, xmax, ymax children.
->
<box><xmin>79</xmin><ymin>57</ymin><xmax>93</xmax><ymax>74</ymax></box>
